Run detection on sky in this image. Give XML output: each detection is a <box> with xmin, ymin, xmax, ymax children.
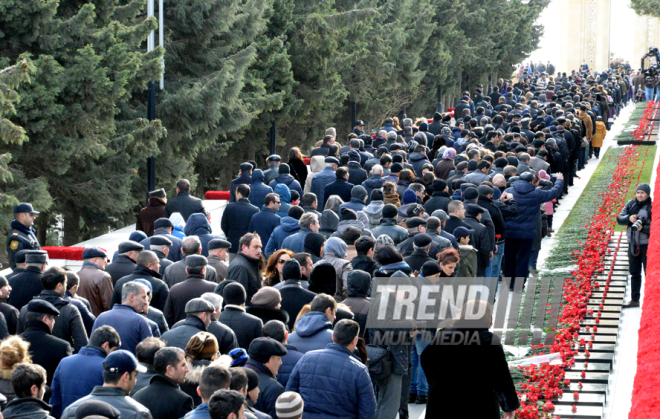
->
<box><xmin>527</xmin><ymin>0</ymin><xmax>638</xmax><ymax>67</ymax></box>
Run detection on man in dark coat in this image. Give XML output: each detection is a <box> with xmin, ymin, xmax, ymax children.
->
<box><xmin>397</xmin><ymin>218</ymin><xmax>444</xmax><ymax>258</ymax></box>
<box><xmin>221</xmin><ymin>184</ymin><xmax>260</xmax><ymax>258</ymax></box>
<box><xmin>17</xmin><ymin>267</ymin><xmax>88</xmax><ymax>353</ymax></box>
<box><xmin>248</xmin><ymin>193</ymin><xmax>282</xmax><ymax>250</ymax></box>
<box><xmin>1</xmin><ymin>364</ymin><xmax>55</xmax><ymax>419</ymax></box>
<box><xmin>0</xmin><ymin>276</ymin><xmax>20</xmax><ymax>334</ymax></box>
<box><xmin>6</xmin><ymin>203</ymin><xmax>41</xmax><ymax>269</ymax></box>
<box><xmin>133</xmin><ymin>347</ymin><xmax>194</xmax><ymax>419</ymax></box>
<box><xmin>229</xmin><ymin>163</ymin><xmax>254</xmax><ymax>203</ymax></box>
<box><xmin>322</xmin><ymin>167</ymin><xmax>354</xmax><ymax>209</ymax></box>
<box><xmin>161</xmin><ymin>298</ymin><xmax>215</xmax><ymax>350</ymax></box>
<box><xmin>310</xmin><ymin>157</ymin><xmax>338</xmax><ymax>207</ymax></box>
<box><xmin>225</xmin><ymin>233</ymin><xmax>264</xmax><ymax>304</ymax></box>
<box><xmin>105</xmin><ymin>241</ymin><xmax>144</xmax><ymax>285</ymax></box>
<box><xmin>8</xmin><ymin>250</ymin><xmax>47</xmax><ymax>310</ymax></box>
<box><xmin>91</xmin><ymin>281</ymin><xmax>153</xmax><ymax>354</ymax></box>
<box><xmin>136</xmin><ymin>188</ymin><xmax>168</xmax><ymax>237</ymax></box>
<box><xmin>463</xmin><ymin>205</ymin><xmax>492</xmax><ymax>277</ymax></box>
<box><xmin>361</xmin><ymin>165</ymin><xmax>385</xmax><ymax>203</ymax></box>
<box><xmin>183</xmin><ymin>293</ymin><xmax>239</xmax><ymax>354</ymax></box>
<box><xmin>162</xmin><ymin>236</ymin><xmax>218</xmax><ymax>288</ymax></box>
<box><xmin>424</xmin><ymin>179</ymin><xmax>451</xmax><ymax>215</ymax></box>
<box><xmin>77</xmin><ymin>247</ymin><xmax>114</xmax><ymax>317</ymax></box>
<box><xmin>347</xmin><ymin>151</ymin><xmax>368</xmax><ymax>186</ymax></box>
<box><xmin>372</xmin><ymin>205</ymin><xmax>408</xmax><ymax>245</ymax></box>
<box><xmin>262</xmin><ymin>154</ymin><xmax>282</xmax><ymax>185</ymax></box>
<box><xmin>277</xmin><ymin>260</ymin><xmax>316</xmax><ymax>331</ymax></box>
<box><xmin>183</xmin><ymin>213</ymin><xmax>223</xmax><ymax>257</ymax></box>
<box><xmin>444</xmin><ymin>200</ymin><xmax>470</xmax><ymax>235</ymax></box>
<box><xmin>112</xmin><ymin>250</ymin><xmax>169</xmax><ymax>311</ymax></box>
<box><xmin>146</xmin><ymin>235</ymin><xmax>174</xmax><ymax>276</ymax></box>
<box><xmin>165</xmin><ymin>179</ymin><xmax>207</xmax><ymax>221</ymax></box>
<box><xmin>248</xmin><ymin>169</ymin><xmax>274</xmax><ymax>209</ymax></box>
<box><xmin>6</xmin><ymin>249</ymin><xmax>28</xmax><ymax>280</ymax></box>
<box><xmin>207</xmin><ymin>239</ymin><xmax>231</xmax><ymax>281</ymax></box>
<box><xmin>140</xmin><ymin>218</ymin><xmax>183</xmax><ymax>262</ymax></box>
<box><xmin>349</xmin><ymin>236</ymin><xmax>380</xmax><ymax>278</ymax></box>
<box><xmin>164</xmin><ymin>255</ymin><xmax>217</xmax><ymax>327</ymax></box>
<box><xmin>269</xmin><ymin>163</ymin><xmax>303</xmax><ymax>196</ymax></box>
<box><xmin>217</xmin><ymin>283</ymin><xmax>263</xmax><ymax>350</ymax></box>
<box><xmin>20</xmin><ymin>300</ymin><xmax>73</xmax><ymax>385</ymax></box>
<box><xmin>310</xmin><ymin>135</ymin><xmax>333</xmax><ymax>157</ymax></box>
<box><xmin>404</xmin><ymin>234</ymin><xmax>436</xmax><ymax>272</ymax></box>
<box><xmin>245</xmin><ymin>338</ymin><xmax>288</xmax><ymax>419</ymax></box>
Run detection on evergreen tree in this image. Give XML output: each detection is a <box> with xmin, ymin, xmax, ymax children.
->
<box><xmin>630</xmin><ymin>0</ymin><xmax>660</xmax><ymax>18</ymax></box>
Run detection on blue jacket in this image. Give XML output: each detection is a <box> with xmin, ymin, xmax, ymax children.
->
<box><xmin>229</xmin><ymin>172</ymin><xmax>253</xmax><ymax>203</ymax></box>
<box><xmin>49</xmin><ymin>346</ymin><xmax>106</xmax><ymax>417</ymax></box>
<box><xmin>286</xmin><ymin>343</ymin><xmax>376</xmax><ymax>419</ymax></box>
<box><xmin>249</xmin><ymin>170</ymin><xmax>274</xmax><ymax>208</ymax></box>
<box><xmin>361</xmin><ymin>176</ymin><xmax>385</xmax><ymax>203</ymax></box>
<box><xmin>91</xmin><ymin>305</ymin><xmax>152</xmax><ymax>354</ymax></box>
<box><xmin>248</xmin><ymin>208</ymin><xmax>281</xmax><ymax>250</ymax></box>
<box><xmin>265</xmin><ymin>217</ymin><xmax>301</xmax><ymax>256</ymax></box>
<box><xmin>287</xmin><ymin>312</ymin><xmax>333</xmax><ymax>353</ymax></box>
<box><xmin>221</xmin><ymin>199</ymin><xmax>260</xmax><ymax>253</ymax></box>
<box><xmin>274</xmin><ymin>184</ymin><xmax>292</xmax><ymax>218</ymax></box>
<box><xmin>183</xmin><ymin>402</ymin><xmax>210</xmax><ymax>419</ymax></box>
<box><xmin>184</xmin><ymin>214</ymin><xmax>222</xmax><ymax>256</ymax></box>
<box><xmin>504</xmin><ymin>179</ymin><xmax>563</xmax><ymax>240</ymax></box>
<box><xmin>408</xmin><ymin>152</ymin><xmax>430</xmax><ymax>177</ymax></box>
<box><xmin>277</xmin><ymin>343</ymin><xmax>304</xmax><ymax>388</ymax></box>
<box><xmin>269</xmin><ymin>174</ymin><xmax>302</xmax><ymax>196</ymax></box>
<box><xmin>280</xmin><ymin>227</ymin><xmax>313</xmax><ymax>254</ymax></box>
<box><xmin>322</xmin><ymin>179</ymin><xmax>354</xmax><ymax>209</ymax></box>
<box><xmin>310</xmin><ymin>168</ymin><xmax>337</xmax><ymax>208</ymax></box>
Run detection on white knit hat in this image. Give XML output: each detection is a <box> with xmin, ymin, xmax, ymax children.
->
<box><xmin>276</xmin><ymin>391</ymin><xmax>304</xmax><ymax>419</ymax></box>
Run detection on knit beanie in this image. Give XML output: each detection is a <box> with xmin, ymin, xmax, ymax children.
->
<box><xmin>636</xmin><ymin>183</ymin><xmax>651</xmax><ymax>196</ymax></box>
<box><xmin>244</xmin><ymin>367</ymin><xmax>260</xmax><ymax>391</ymax></box>
<box><xmin>403</xmin><ymin>189</ymin><xmax>417</xmax><ymax>205</ymax></box>
<box><xmin>282</xmin><ymin>259</ymin><xmax>301</xmax><ymax>281</ymax></box>
<box><xmin>229</xmin><ymin>348</ymin><xmax>249</xmax><ymax>367</ymax></box>
<box><xmin>276</xmin><ymin>392</ymin><xmax>305</xmax><ymax>419</ymax></box>
<box><xmin>382</xmin><ymin>204</ymin><xmax>398</xmax><ymax>219</ymax></box>
<box><xmin>250</xmin><ymin>287</ymin><xmax>282</xmax><ymax>309</ymax></box>
<box><xmin>223</xmin><ymin>282</ymin><xmax>247</xmax><ymax>306</ymax></box>
<box><xmin>351</xmin><ymin>185</ymin><xmax>367</xmax><ymax>201</ymax></box>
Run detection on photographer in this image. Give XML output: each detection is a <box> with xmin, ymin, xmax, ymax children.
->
<box><xmin>618</xmin><ymin>183</ymin><xmax>653</xmax><ymax>308</ymax></box>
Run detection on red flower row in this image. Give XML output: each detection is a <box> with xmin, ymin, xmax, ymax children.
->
<box><xmin>514</xmin><ymin>144</ymin><xmax>642</xmax><ymax>418</ymax></box>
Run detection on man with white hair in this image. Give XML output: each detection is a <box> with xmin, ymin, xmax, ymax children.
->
<box><xmin>362</xmin><ymin>164</ymin><xmax>384</xmax><ymax>203</ymax></box>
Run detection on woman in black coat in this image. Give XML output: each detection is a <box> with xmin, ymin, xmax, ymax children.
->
<box><xmin>421</xmin><ymin>305</ymin><xmax>519</xmax><ymax>418</ymax></box>
<box><xmin>288</xmin><ymin>147</ymin><xmax>309</xmax><ymax>191</ymax></box>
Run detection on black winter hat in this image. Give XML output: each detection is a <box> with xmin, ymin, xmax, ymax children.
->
<box><xmin>382</xmin><ymin>204</ymin><xmax>398</xmax><ymax>219</ymax></box>
<box><xmin>282</xmin><ymin>259</ymin><xmax>301</xmax><ymax>281</ymax></box>
<box><xmin>223</xmin><ymin>282</ymin><xmax>247</xmax><ymax>305</ymax></box>
<box><xmin>278</xmin><ymin>163</ymin><xmax>290</xmax><ymax>174</ymax></box>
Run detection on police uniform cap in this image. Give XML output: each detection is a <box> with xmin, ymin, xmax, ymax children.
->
<box><xmin>324</xmin><ymin>156</ymin><xmax>340</xmax><ymax>165</ymax></box>
<box><xmin>248</xmin><ymin>337</ymin><xmax>288</xmax><ymax>362</ymax></box>
<box><xmin>150</xmin><ymin>236</ymin><xmax>173</xmax><ymax>246</ymax></box>
<box><xmin>25</xmin><ymin>251</ymin><xmax>48</xmax><ymax>264</ymax></box>
<box><xmin>13</xmin><ymin>203</ymin><xmax>39</xmax><ymax>215</ymax></box>
<box><xmin>149</xmin><ymin>188</ymin><xmax>167</xmax><ymax>199</ymax></box>
<box><xmin>154</xmin><ymin>218</ymin><xmax>174</xmax><ymax>229</ymax></box>
<box><xmin>118</xmin><ymin>241</ymin><xmax>144</xmax><ymax>253</ymax></box>
<box><xmin>240</xmin><ymin>162</ymin><xmax>254</xmax><ymax>172</ymax></box>
<box><xmin>82</xmin><ymin>247</ymin><xmax>108</xmax><ymax>259</ymax></box>
<box><xmin>185</xmin><ymin>298</ymin><xmax>215</xmax><ymax>314</ymax></box>
<box><xmin>413</xmin><ymin>234</ymin><xmax>433</xmax><ymax>248</ymax></box>
<box><xmin>186</xmin><ymin>255</ymin><xmax>208</xmax><ymax>268</ymax></box>
<box><xmin>406</xmin><ymin>217</ymin><xmax>427</xmax><ymax>228</ymax></box>
<box><xmin>27</xmin><ymin>299</ymin><xmax>59</xmax><ymax>316</ymax></box>
<box><xmin>208</xmin><ymin>239</ymin><xmax>231</xmax><ymax>251</ymax></box>
<box><xmin>355</xmin><ymin>120</ymin><xmax>365</xmax><ymax>126</ymax></box>
<box><xmin>267</xmin><ymin>155</ymin><xmax>281</xmax><ymax>162</ymax></box>
<box><xmin>465</xmin><ymin>204</ymin><xmax>485</xmax><ymax>217</ymax></box>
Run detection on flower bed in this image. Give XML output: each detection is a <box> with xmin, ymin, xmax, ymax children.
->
<box><xmin>41</xmin><ymin>246</ymin><xmax>88</xmax><ymax>261</ymax></box>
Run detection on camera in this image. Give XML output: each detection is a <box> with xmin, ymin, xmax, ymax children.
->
<box><xmin>644</xmin><ymin>64</ymin><xmax>658</xmax><ymax>78</ymax></box>
<box><xmin>633</xmin><ymin>217</ymin><xmax>645</xmax><ymax>231</ymax></box>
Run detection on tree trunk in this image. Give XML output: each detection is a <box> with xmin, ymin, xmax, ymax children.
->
<box><xmin>63</xmin><ymin>207</ymin><xmax>81</xmax><ymax>246</ymax></box>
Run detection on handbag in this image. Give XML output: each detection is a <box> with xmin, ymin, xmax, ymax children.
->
<box><xmin>366</xmin><ymin>344</ymin><xmax>393</xmax><ymax>380</ymax></box>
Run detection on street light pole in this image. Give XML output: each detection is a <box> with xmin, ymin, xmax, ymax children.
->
<box><xmin>146</xmin><ymin>0</ymin><xmax>163</xmax><ymax>201</ymax></box>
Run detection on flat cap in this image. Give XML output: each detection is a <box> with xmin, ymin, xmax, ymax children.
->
<box><xmin>477</xmin><ymin>185</ymin><xmax>494</xmax><ymax>197</ymax></box>
<box><xmin>267</xmin><ymin>154</ymin><xmax>281</xmax><ymax>162</ymax></box>
<box><xmin>75</xmin><ymin>400</ymin><xmax>121</xmax><ymax>419</ymax></box>
<box><xmin>14</xmin><ymin>249</ymin><xmax>30</xmax><ymax>264</ymax></box>
<box><xmin>465</xmin><ymin>204</ymin><xmax>485</xmax><ymax>217</ymax></box>
<box><xmin>453</xmin><ymin>226</ymin><xmax>475</xmax><ymax>239</ymax></box>
<box><xmin>13</xmin><ymin>203</ymin><xmax>39</xmax><ymax>215</ymax></box>
<box><xmin>463</xmin><ymin>187</ymin><xmax>478</xmax><ymax>200</ymax></box>
<box><xmin>406</xmin><ymin>204</ymin><xmax>424</xmax><ymax>218</ymax></box>
<box><xmin>185</xmin><ymin>298</ymin><xmax>215</xmax><ymax>314</ymax></box>
<box><xmin>27</xmin><ymin>299</ymin><xmax>59</xmax><ymax>316</ymax></box>
<box><xmin>186</xmin><ymin>255</ymin><xmax>208</xmax><ymax>268</ymax></box>
<box><xmin>118</xmin><ymin>241</ymin><xmax>144</xmax><ymax>253</ymax></box>
<box><xmin>324</xmin><ymin>156</ymin><xmax>339</xmax><ymax>165</ymax></box>
<box><xmin>133</xmin><ymin>278</ymin><xmax>153</xmax><ymax>292</ymax></box>
<box><xmin>456</xmin><ymin>161</ymin><xmax>468</xmax><ymax>171</ymax></box>
<box><xmin>149</xmin><ymin>188</ymin><xmax>167</xmax><ymax>199</ymax></box>
<box><xmin>413</xmin><ymin>233</ymin><xmax>433</xmax><ymax>248</ymax></box>
<box><xmin>431</xmin><ymin>210</ymin><xmax>449</xmax><ymax>222</ymax></box>
<box><xmin>248</xmin><ymin>337</ymin><xmax>288</xmax><ymax>359</ymax></box>
<box><xmin>25</xmin><ymin>250</ymin><xmax>48</xmax><ymax>264</ymax></box>
<box><xmin>150</xmin><ymin>236</ymin><xmax>173</xmax><ymax>246</ymax></box>
<box><xmin>208</xmin><ymin>239</ymin><xmax>231</xmax><ymax>250</ymax></box>
<box><xmin>82</xmin><ymin>247</ymin><xmax>108</xmax><ymax>259</ymax></box>
<box><xmin>406</xmin><ymin>217</ymin><xmax>427</xmax><ymax>228</ymax></box>
<box><xmin>154</xmin><ymin>218</ymin><xmax>174</xmax><ymax>229</ymax></box>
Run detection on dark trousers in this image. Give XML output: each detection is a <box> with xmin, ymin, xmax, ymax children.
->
<box><xmin>629</xmin><ymin>244</ymin><xmax>648</xmax><ymax>302</ymax></box>
<box><xmin>503</xmin><ymin>238</ymin><xmax>534</xmax><ymax>288</ymax></box>
<box><xmin>594</xmin><ymin>147</ymin><xmax>601</xmax><ymax>158</ymax></box>
<box><xmin>399</xmin><ymin>345</ymin><xmax>412</xmax><ymax>417</ymax></box>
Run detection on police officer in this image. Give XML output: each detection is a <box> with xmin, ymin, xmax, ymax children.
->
<box><xmin>9</xmin><ymin>250</ymin><xmax>48</xmax><ymax>311</ymax></box>
<box><xmin>353</xmin><ymin>120</ymin><xmax>365</xmax><ymax>136</ymax></box>
<box><xmin>6</xmin><ymin>203</ymin><xmax>41</xmax><ymax>269</ymax></box>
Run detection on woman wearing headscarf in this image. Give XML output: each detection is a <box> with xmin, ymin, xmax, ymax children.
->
<box><xmin>303</xmin><ymin>233</ymin><xmax>325</xmax><ymax>264</ymax></box>
<box><xmin>618</xmin><ymin>183</ymin><xmax>653</xmax><ymax>308</ymax></box>
<box><xmin>169</xmin><ymin>212</ymin><xmax>187</xmax><ymax>239</ymax></box>
<box><xmin>434</xmin><ymin>148</ymin><xmax>456</xmax><ymax>180</ymax></box>
<box><xmin>315</xmin><ymin>237</ymin><xmax>353</xmax><ymax>301</ymax></box>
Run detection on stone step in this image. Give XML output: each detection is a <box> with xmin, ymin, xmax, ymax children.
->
<box><xmin>578</xmin><ymin>326</ymin><xmax>619</xmax><ymax>335</ymax></box>
<box><xmin>564</xmin><ymin>371</ymin><xmax>609</xmax><ymax>383</ymax></box>
<box><xmin>573</xmin><ymin>343</ymin><xmax>616</xmax><ymax>352</ymax></box>
<box><xmin>584</xmin><ymin>312</ymin><xmax>620</xmax><ymax>319</ymax></box>
<box><xmin>576</xmin><ymin>334</ymin><xmax>617</xmax><ymax>343</ymax></box>
<box><xmin>586</xmin><ymin>305</ymin><xmax>623</xmax><ymax>313</ymax></box>
<box><xmin>591</xmin><ymin>292</ymin><xmax>625</xmax><ymax>298</ymax></box>
<box><xmin>566</xmin><ymin>363</ymin><xmax>611</xmax><ymax>372</ymax></box>
<box><xmin>551</xmin><ymin>405</ymin><xmax>603</xmax><ymax>418</ymax></box>
<box><xmin>566</xmin><ymin>382</ymin><xmax>608</xmax><ymax>393</ymax></box>
<box><xmin>551</xmin><ymin>392</ymin><xmax>606</xmax><ymax>405</ymax></box>
<box><xmin>573</xmin><ymin>352</ymin><xmax>614</xmax><ymax>362</ymax></box>
<box><xmin>581</xmin><ymin>319</ymin><xmax>619</xmax><ymax>327</ymax></box>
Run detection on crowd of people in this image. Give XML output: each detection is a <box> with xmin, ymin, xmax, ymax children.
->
<box><xmin>0</xmin><ymin>63</ymin><xmax>638</xmax><ymax>419</ymax></box>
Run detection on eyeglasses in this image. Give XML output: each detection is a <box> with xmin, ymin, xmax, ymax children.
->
<box><xmin>277</xmin><ymin>259</ymin><xmax>288</xmax><ymax>264</ymax></box>
<box><xmin>274</xmin><ymin>201</ymin><xmax>281</xmax><ymax>204</ymax></box>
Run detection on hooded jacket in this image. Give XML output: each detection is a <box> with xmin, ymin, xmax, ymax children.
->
<box><xmin>360</xmin><ymin>201</ymin><xmax>384</xmax><ymax>230</ymax></box>
<box><xmin>269</xmin><ymin>174</ymin><xmax>303</xmax><ymax>196</ymax></box>
<box><xmin>184</xmin><ymin>213</ymin><xmax>222</xmax><ymax>256</ymax></box>
<box><xmin>304</xmin><ymin>156</ymin><xmax>327</xmax><ymax>194</ymax></box>
<box><xmin>504</xmin><ymin>179</ymin><xmax>563</xmax><ymax>240</ymax></box>
<box><xmin>61</xmin><ymin>386</ymin><xmax>151</xmax><ymax>419</ymax></box>
<box><xmin>288</xmin><ymin>311</ymin><xmax>334</xmax><ymax>353</ymax></box>
<box><xmin>249</xmin><ymin>170</ymin><xmax>274</xmax><ymax>209</ymax></box>
<box><xmin>281</xmin><ymin>227</ymin><xmax>313</xmax><ymax>254</ymax></box>
<box><xmin>361</xmin><ymin>176</ymin><xmax>385</xmax><ymax>203</ymax></box>
<box><xmin>274</xmin><ymin>184</ymin><xmax>292</xmax><ymax>218</ymax></box>
<box><xmin>319</xmin><ymin>238</ymin><xmax>353</xmax><ymax>301</ymax></box>
<box><xmin>169</xmin><ymin>213</ymin><xmax>186</xmax><ymax>239</ymax></box>
<box><xmin>408</xmin><ymin>152</ymin><xmax>430</xmax><ymax>177</ymax></box>
<box><xmin>265</xmin><ymin>216</ymin><xmax>301</xmax><ymax>255</ymax></box>
<box><xmin>319</xmin><ymin>210</ymin><xmax>339</xmax><ymax>239</ymax></box>
<box><xmin>342</xmin><ymin>271</ymin><xmax>371</xmax><ymax>337</ymax></box>
<box><xmin>331</xmin><ymin>219</ymin><xmax>372</xmax><ymax>239</ymax></box>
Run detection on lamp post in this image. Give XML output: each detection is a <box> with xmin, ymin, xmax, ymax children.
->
<box><xmin>146</xmin><ymin>0</ymin><xmax>164</xmax><ymax>201</ymax></box>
